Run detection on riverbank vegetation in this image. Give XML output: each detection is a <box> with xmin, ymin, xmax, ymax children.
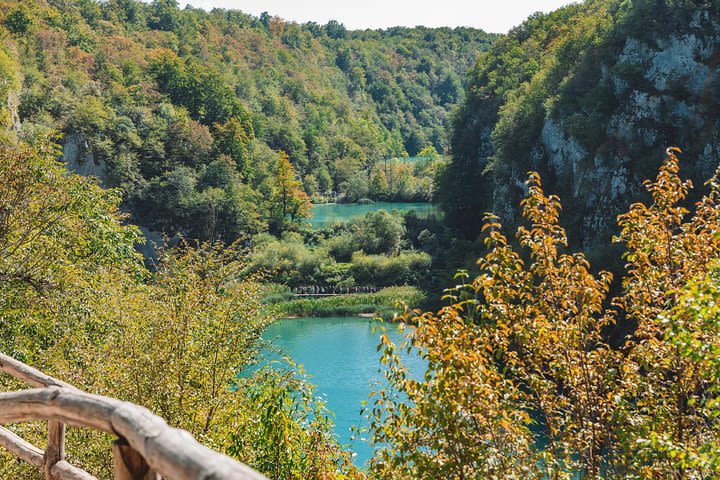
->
<box><xmin>334</xmin><ymin>146</ymin><xmax>446</xmax><ymax>203</ymax></box>
<box><xmin>250</xmin><ymin>210</ymin><xmax>435</xmax><ymax>290</ymax></box>
<box><xmin>267</xmin><ymin>286</ymin><xmax>425</xmax><ymax>318</ymax></box>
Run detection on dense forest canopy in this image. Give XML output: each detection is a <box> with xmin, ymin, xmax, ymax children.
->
<box><xmin>0</xmin><ymin>0</ymin><xmax>495</xmax><ymax>242</ymax></box>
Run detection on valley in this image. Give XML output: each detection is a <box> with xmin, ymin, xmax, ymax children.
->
<box><xmin>2</xmin><ymin>0</ymin><xmax>720</xmax><ymax>478</ymax></box>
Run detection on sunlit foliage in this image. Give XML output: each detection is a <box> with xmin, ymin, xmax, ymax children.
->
<box><xmin>229</xmin><ymin>363</ymin><xmax>364</xmax><ymax>480</ymax></box>
<box><xmin>0</xmin><ymin>138</ymin><xmax>354</xmax><ymax>479</ymax></box>
<box><xmin>369</xmin><ymin>149</ymin><xmax>720</xmax><ymax>478</ymax></box>
<box><xmin>1</xmin><ymin>0</ymin><xmax>494</xmax><ymax>243</ymax></box>
<box><xmin>269</xmin><ymin>153</ymin><xmax>312</xmax><ymax>234</ymax></box>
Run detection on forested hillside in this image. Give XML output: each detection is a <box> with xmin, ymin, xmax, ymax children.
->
<box><xmin>438</xmin><ymin>0</ymin><xmax>720</xmax><ymax>250</ymax></box>
<box><xmin>5</xmin><ymin>0</ymin><xmax>720</xmax><ymax>478</ymax></box>
<box><xmin>0</xmin><ymin>0</ymin><xmax>494</xmax><ymax>242</ymax></box>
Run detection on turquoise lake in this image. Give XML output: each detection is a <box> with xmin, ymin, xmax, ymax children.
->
<box><xmin>262</xmin><ymin>316</ymin><xmax>426</xmax><ymax>465</ymax></box>
<box><xmin>309</xmin><ymin>202</ymin><xmax>437</xmax><ymax>228</ymax></box>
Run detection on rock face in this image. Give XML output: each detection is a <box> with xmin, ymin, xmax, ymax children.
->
<box><xmin>136</xmin><ymin>227</ymin><xmax>164</xmax><ymax>261</ymax></box>
<box><xmin>62</xmin><ymin>133</ymin><xmax>107</xmax><ymax>182</ymax></box>
<box><xmin>531</xmin><ymin>17</ymin><xmax>720</xmax><ymax>249</ymax></box>
<box><xmin>446</xmin><ymin>5</ymin><xmax>720</xmax><ymax>251</ymax></box>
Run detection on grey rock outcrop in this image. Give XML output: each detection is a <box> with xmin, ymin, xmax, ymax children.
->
<box><xmin>62</xmin><ymin>133</ymin><xmax>107</xmax><ymax>182</ymax></box>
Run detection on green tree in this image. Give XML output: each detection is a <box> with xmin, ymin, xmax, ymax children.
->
<box><xmin>417</xmin><ymin>144</ymin><xmax>439</xmax><ymax>159</ymax></box>
<box><xmin>229</xmin><ymin>364</ymin><xmax>362</xmax><ymax>479</ymax></box>
<box><xmin>340</xmin><ymin>172</ymin><xmax>369</xmax><ymax>203</ymax></box>
<box><xmin>4</xmin><ymin>7</ymin><xmax>31</xmax><ymax>35</ymax></box>
<box><xmin>0</xmin><ymin>136</ymin><xmax>141</xmax><ymax>302</ymax></box>
<box><xmin>325</xmin><ymin>20</ymin><xmax>347</xmax><ymax>39</ymax></box>
<box><xmin>149</xmin><ymin>0</ymin><xmax>180</xmax><ymax>31</ymax></box>
<box><xmin>213</xmin><ymin>117</ymin><xmax>254</xmax><ymax>178</ymax></box>
<box><xmin>353</xmin><ymin>209</ymin><xmax>406</xmax><ymax>255</ymax></box>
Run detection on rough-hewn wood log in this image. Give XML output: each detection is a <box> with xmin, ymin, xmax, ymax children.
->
<box><xmin>0</xmin><ymin>424</ymin><xmax>44</xmax><ymax>468</ymax></box>
<box><xmin>0</xmin><ymin>353</ymin><xmax>76</xmax><ymax>390</ymax></box>
<box><xmin>112</xmin><ymin>438</ymin><xmax>159</xmax><ymax>480</ymax></box>
<box><xmin>0</xmin><ymin>425</ymin><xmax>96</xmax><ymax>480</ymax></box>
<box><xmin>0</xmin><ymin>387</ymin><xmax>117</xmax><ymax>432</ymax></box>
<box><xmin>0</xmin><ymin>388</ymin><xmax>268</xmax><ymax>480</ymax></box>
<box><xmin>50</xmin><ymin>463</ymin><xmax>97</xmax><ymax>480</ymax></box>
<box><xmin>44</xmin><ymin>420</ymin><xmax>65</xmax><ymax>479</ymax></box>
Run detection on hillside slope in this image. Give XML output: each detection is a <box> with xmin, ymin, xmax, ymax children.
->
<box><xmin>439</xmin><ymin>0</ymin><xmax>720</xmax><ymax>249</ymax></box>
<box><xmin>0</xmin><ymin>0</ymin><xmax>494</xmax><ymax>241</ymax></box>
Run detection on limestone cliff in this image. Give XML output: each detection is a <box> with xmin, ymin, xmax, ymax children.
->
<box><xmin>440</xmin><ymin>1</ymin><xmax>720</xmax><ymax>251</ymax></box>
<box><xmin>62</xmin><ymin>132</ymin><xmax>107</xmax><ymax>181</ymax></box>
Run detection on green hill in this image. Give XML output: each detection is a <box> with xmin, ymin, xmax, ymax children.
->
<box><xmin>0</xmin><ymin>0</ymin><xmax>495</xmax><ymax>241</ymax></box>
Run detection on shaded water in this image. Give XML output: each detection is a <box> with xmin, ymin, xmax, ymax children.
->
<box><xmin>262</xmin><ymin>316</ymin><xmax>426</xmax><ymax>465</ymax></box>
<box><xmin>309</xmin><ymin>202</ymin><xmax>437</xmax><ymax>228</ymax></box>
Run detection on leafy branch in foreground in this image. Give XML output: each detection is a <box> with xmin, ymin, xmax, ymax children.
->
<box><xmin>368</xmin><ymin>148</ymin><xmax>720</xmax><ymax>479</ymax></box>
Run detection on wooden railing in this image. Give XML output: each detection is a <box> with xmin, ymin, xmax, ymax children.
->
<box><xmin>291</xmin><ymin>285</ymin><xmax>379</xmax><ymax>296</ymax></box>
<box><xmin>0</xmin><ymin>353</ymin><xmax>268</xmax><ymax>480</ymax></box>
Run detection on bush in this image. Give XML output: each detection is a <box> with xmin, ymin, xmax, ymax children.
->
<box><xmin>322</xmin><ymin>232</ymin><xmax>358</xmax><ymax>262</ymax></box>
<box><xmin>368</xmin><ymin>150</ymin><xmax>720</xmax><ymax>478</ymax></box>
<box><xmin>249</xmin><ymin>234</ymin><xmax>328</xmax><ymax>287</ymax></box>
<box><xmin>351</xmin><ymin>210</ymin><xmax>406</xmax><ymax>255</ymax></box>
<box><xmin>350</xmin><ymin>250</ymin><xmax>431</xmax><ymax>286</ymax></box>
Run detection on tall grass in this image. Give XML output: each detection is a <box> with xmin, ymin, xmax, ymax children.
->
<box><xmin>270</xmin><ymin>286</ymin><xmax>425</xmax><ymax>318</ymax></box>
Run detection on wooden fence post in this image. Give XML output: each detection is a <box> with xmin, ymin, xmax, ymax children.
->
<box><xmin>112</xmin><ymin>438</ymin><xmax>159</xmax><ymax>480</ymax></box>
<box><xmin>43</xmin><ymin>420</ymin><xmax>65</xmax><ymax>480</ymax></box>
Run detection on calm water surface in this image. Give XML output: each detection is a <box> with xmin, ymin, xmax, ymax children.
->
<box><xmin>309</xmin><ymin>202</ymin><xmax>437</xmax><ymax>228</ymax></box>
<box><xmin>262</xmin><ymin>316</ymin><xmax>426</xmax><ymax>465</ymax></box>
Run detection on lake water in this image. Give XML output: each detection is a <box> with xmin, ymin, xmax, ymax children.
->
<box><xmin>262</xmin><ymin>316</ymin><xmax>426</xmax><ymax>466</ymax></box>
<box><xmin>309</xmin><ymin>202</ymin><xmax>437</xmax><ymax>228</ymax></box>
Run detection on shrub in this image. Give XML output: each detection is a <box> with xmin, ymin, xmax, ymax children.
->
<box><xmin>249</xmin><ymin>234</ymin><xmax>327</xmax><ymax>287</ymax></box>
<box><xmin>368</xmin><ymin>149</ymin><xmax>720</xmax><ymax>478</ymax></box>
<box><xmin>351</xmin><ymin>210</ymin><xmax>406</xmax><ymax>255</ymax></box>
<box><xmin>350</xmin><ymin>251</ymin><xmax>431</xmax><ymax>286</ymax></box>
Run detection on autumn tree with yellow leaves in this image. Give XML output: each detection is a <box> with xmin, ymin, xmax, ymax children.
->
<box><xmin>269</xmin><ymin>152</ymin><xmax>312</xmax><ymax>234</ymax></box>
<box><xmin>368</xmin><ymin>148</ymin><xmax>720</xmax><ymax>479</ymax></box>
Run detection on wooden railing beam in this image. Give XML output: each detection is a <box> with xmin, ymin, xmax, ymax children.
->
<box><xmin>0</xmin><ymin>388</ymin><xmax>268</xmax><ymax>480</ymax></box>
<box><xmin>0</xmin><ymin>425</ymin><xmax>95</xmax><ymax>480</ymax></box>
<box><xmin>0</xmin><ymin>353</ymin><xmax>76</xmax><ymax>390</ymax></box>
<box><xmin>0</xmin><ymin>354</ymin><xmax>266</xmax><ymax>480</ymax></box>
<box><xmin>0</xmin><ymin>424</ymin><xmax>44</xmax><ymax>468</ymax></box>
